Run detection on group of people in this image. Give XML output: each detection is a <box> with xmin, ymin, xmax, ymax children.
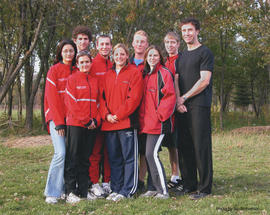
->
<box><xmin>43</xmin><ymin>17</ymin><xmax>214</xmax><ymax>204</ymax></box>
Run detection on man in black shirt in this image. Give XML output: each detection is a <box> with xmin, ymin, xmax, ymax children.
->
<box><xmin>175</xmin><ymin>18</ymin><xmax>214</xmax><ymax>200</ymax></box>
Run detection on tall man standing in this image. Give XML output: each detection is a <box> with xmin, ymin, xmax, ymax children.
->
<box><xmin>130</xmin><ymin>30</ymin><xmax>149</xmax><ymax>191</ymax></box>
<box><xmin>175</xmin><ymin>18</ymin><xmax>214</xmax><ymax>200</ymax></box>
<box><xmin>163</xmin><ymin>32</ymin><xmax>183</xmax><ymax>189</ymax></box>
<box><xmin>89</xmin><ymin>35</ymin><xmax>113</xmax><ymax>197</ymax></box>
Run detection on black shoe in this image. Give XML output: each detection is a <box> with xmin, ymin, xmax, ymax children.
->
<box><xmin>167</xmin><ymin>179</ymin><xmax>183</xmax><ymax>189</ymax></box>
<box><xmin>174</xmin><ymin>188</ymin><xmax>196</xmax><ymax>196</ymax></box>
<box><xmin>189</xmin><ymin>192</ymin><xmax>210</xmax><ymax>200</ymax></box>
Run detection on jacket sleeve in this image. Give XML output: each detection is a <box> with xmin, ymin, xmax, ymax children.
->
<box><xmin>115</xmin><ymin>70</ymin><xmax>143</xmax><ymax>120</ymax></box>
<box><xmin>65</xmin><ymin>76</ymin><xmax>92</xmax><ymax>125</ymax></box>
<box><xmin>98</xmin><ymin>77</ymin><xmax>110</xmax><ymax>120</ymax></box>
<box><xmin>156</xmin><ymin>71</ymin><xmax>176</xmax><ymax>122</ymax></box>
<box><xmin>45</xmin><ymin>67</ymin><xmax>65</xmax><ymax>127</ymax></box>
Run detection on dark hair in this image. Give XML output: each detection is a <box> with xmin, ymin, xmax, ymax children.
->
<box><xmin>76</xmin><ymin>50</ymin><xmax>92</xmax><ymax>63</ymax></box>
<box><xmin>180</xmin><ymin>17</ymin><xmax>200</xmax><ymax>30</ymax></box>
<box><xmin>72</xmin><ymin>26</ymin><xmax>92</xmax><ymax>41</ymax></box>
<box><xmin>143</xmin><ymin>45</ymin><xmax>164</xmax><ymax>75</ymax></box>
<box><xmin>53</xmin><ymin>39</ymin><xmax>77</xmax><ymax>66</ymax></box>
<box><xmin>96</xmin><ymin>34</ymin><xmax>112</xmax><ymax>45</ymax></box>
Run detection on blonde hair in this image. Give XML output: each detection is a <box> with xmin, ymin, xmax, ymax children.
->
<box><xmin>164</xmin><ymin>32</ymin><xmax>180</xmax><ymax>43</ymax></box>
<box><xmin>133</xmin><ymin>30</ymin><xmax>149</xmax><ymax>42</ymax></box>
<box><xmin>112</xmin><ymin>43</ymin><xmax>129</xmax><ymax>65</ymax></box>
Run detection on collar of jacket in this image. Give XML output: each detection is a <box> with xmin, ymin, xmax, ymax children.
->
<box><xmin>129</xmin><ymin>54</ymin><xmax>144</xmax><ymax>66</ymax></box>
<box><xmin>147</xmin><ymin>62</ymin><xmax>161</xmax><ymax>75</ymax></box>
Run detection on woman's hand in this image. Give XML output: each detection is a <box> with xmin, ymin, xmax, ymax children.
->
<box><xmin>87</xmin><ymin>120</ymin><xmax>96</xmax><ymax>129</ymax></box>
<box><xmin>106</xmin><ymin>114</ymin><xmax>118</xmax><ymax>123</ymax></box>
<box><xmin>57</xmin><ymin>129</ymin><xmax>65</xmax><ymax>136</ymax></box>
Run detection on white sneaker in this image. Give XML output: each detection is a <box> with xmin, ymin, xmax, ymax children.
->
<box><xmin>111</xmin><ymin>194</ymin><xmax>126</xmax><ymax>202</ymax></box>
<box><xmin>45</xmin><ymin>196</ymin><xmax>58</xmax><ymax>204</ymax></box>
<box><xmin>86</xmin><ymin>192</ymin><xmax>97</xmax><ymax>200</ymax></box>
<box><xmin>140</xmin><ymin>190</ymin><xmax>158</xmax><ymax>198</ymax></box>
<box><xmin>102</xmin><ymin>182</ymin><xmax>112</xmax><ymax>195</ymax></box>
<box><xmin>59</xmin><ymin>193</ymin><xmax>66</xmax><ymax>200</ymax></box>
<box><xmin>106</xmin><ymin>192</ymin><xmax>118</xmax><ymax>200</ymax></box>
<box><xmin>66</xmin><ymin>192</ymin><xmax>81</xmax><ymax>204</ymax></box>
<box><xmin>154</xmin><ymin>193</ymin><xmax>169</xmax><ymax>199</ymax></box>
<box><xmin>91</xmin><ymin>183</ymin><xmax>105</xmax><ymax>197</ymax></box>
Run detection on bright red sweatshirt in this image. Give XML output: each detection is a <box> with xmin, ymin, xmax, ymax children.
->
<box><xmin>90</xmin><ymin>53</ymin><xmax>113</xmax><ymax>79</ymax></box>
<box><xmin>165</xmin><ymin>54</ymin><xmax>179</xmax><ymax>76</ymax></box>
<box><xmin>44</xmin><ymin>62</ymin><xmax>76</xmax><ymax>131</ymax></box>
<box><xmin>139</xmin><ymin>63</ymin><xmax>176</xmax><ymax>134</ymax></box>
<box><xmin>99</xmin><ymin>64</ymin><xmax>143</xmax><ymax>131</ymax></box>
<box><xmin>65</xmin><ymin>71</ymin><xmax>100</xmax><ymax>128</ymax></box>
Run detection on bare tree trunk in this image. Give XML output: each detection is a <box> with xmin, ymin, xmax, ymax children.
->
<box><xmin>16</xmin><ymin>76</ymin><xmax>22</xmax><ymax>120</ymax></box>
<box><xmin>7</xmin><ymin>86</ymin><xmax>13</xmax><ymax>121</ymax></box>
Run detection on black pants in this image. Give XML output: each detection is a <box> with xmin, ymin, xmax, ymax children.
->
<box><xmin>176</xmin><ymin>105</ymin><xmax>213</xmax><ymax>194</ymax></box>
<box><xmin>65</xmin><ymin>126</ymin><xmax>96</xmax><ymax>197</ymax></box>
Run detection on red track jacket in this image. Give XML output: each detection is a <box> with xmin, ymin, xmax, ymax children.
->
<box><xmin>139</xmin><ymin>63</ymin><xmax>176</xmax><ymax>134</ymax></box>
<box><xmin>99</xmin><ymin>64</ymin><xmax>143</xmax><ymax>131</ymax></box>
<box><xmin>65</xmin><ymin>71</ymin><xmax>100</xmax><ymax>128</ymax></box>
<box><xmin>165</xmin><ymin>54</ymin><xmax>179</xmax><ymax>76</ymax></box>
<box><xmin>44</xmin><ymin>62</ymin><xmax>76</xmax><ymax>131</ymax></box>
<box><xmin>129</xmin><ymin>55</ymin><xmax>144</xmax><ymax>73</ymax></box>
<box><xmin>90</xmin><ymin>53</ymin><xmax>113</xmax><ymax>78</ymax></box>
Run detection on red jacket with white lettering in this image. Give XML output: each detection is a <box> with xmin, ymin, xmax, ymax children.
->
<box><xmin>99</xmin><ymin>64</ymin><xmax>143</xmax><ymax>131</ymax></box>
<box><xmin>44</xmin><ymin>62</ymin><xmax>76</xmax><ymax>131</ymax></box>
<box><xmin>90</xmin><ymin>53</ymin><xmax>113</xmax><ymax>79</ymax></box>
<box><xmin>139</xmin><ymin>63</ymin><xmax>176</xmax><ymax>134</ymax></box>
<box><xmin>65</xmin><ymin>71</ymin><xmax>101</xmax><ymax>128</ymax></box>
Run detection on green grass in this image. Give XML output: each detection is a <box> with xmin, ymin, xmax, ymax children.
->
<box><xmin>0</xmin><ymin>132</ymin><xmax>269</xmax><ymax>215</ymax></box>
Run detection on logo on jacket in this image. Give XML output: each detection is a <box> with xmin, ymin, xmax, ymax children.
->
<box><xmin>76</xmin><ymin>86</ymin><xmax>87</xmax><ymax>89</ymax></box>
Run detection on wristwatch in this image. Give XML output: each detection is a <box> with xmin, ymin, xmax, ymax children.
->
<box><xmin>183</xmin><ymin>95</ymin><xmax>187</xmax><ymax>101</ymax></box>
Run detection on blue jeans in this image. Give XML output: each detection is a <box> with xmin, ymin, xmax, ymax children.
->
<box><xmin>44</xmin><ymin>121</ymin><xmax>65</xmax><ymax>197</ymax></box>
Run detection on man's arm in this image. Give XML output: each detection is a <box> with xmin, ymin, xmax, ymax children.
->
<box><xmin>178</xmin><ymin>70</ymin><xmax>212</xmax><ymax>105</ymax></box>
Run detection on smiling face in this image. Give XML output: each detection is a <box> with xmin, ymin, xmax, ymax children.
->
<box><xmin>77</xmin><ymin>55</ymin><xmax>92</xmax><ymax>73</ymax></box>
<box><xmin>164</xmin><ymin>36</ymin><xmax>180</xmax><ymax>56</ymax></box>
<box><xmin>96</xmin><ymin>37</ymin><xmax>112</xmax><ymax>58</ymax></box>
<box><xmin>181</xmin><ymin>23</ymin><xmax>199</xmax><ymax>45</ymax></box>
<box><xmin>147</xmin><ymin>48</ymin><xmax>160</xmax><ymax>70</ymax></box>
<box><xmin>61</xmin><ymin>44</ymin><xmax>75</xmax><ymax>65</ymax></box>
<box><xmin>113</xmin><ymin>47</ymin><xmax>128</xmax><ymax>69</ymax></box>
<box><xmin>132</xmin><ymin>34</ymin><xmax>148</xmax><ymax>56</ymax></box>
<box><xmin>73</xmin><ymin>33</ymin><xmax>90</xmax><ymax>51</ymax></box>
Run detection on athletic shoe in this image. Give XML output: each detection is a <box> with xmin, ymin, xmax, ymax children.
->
<box><xmin>45</xmin><ymin>196</ymin><xmax>58</xmax><ymax>204</ymax></box>
<box><xmin>167</xmin><ymin>179</ymin><xmax>183</xmax><ymax>189</ymax></box>
<box><xmin>140</xmin><ymin>190</ymin><xmax>158</xmax><ymax>198</ymax></box>
<box><xmin>111</xmin><ymin>194</ymin><xmax>126</xmax><ymax>202</ymax></box>
<box><xmin>154</xmin><ymin>193</ymin><xmax>169</xmax><ymax>199</ymax></box>
<box><xmin>102</xmin><ymin>182</ymin><xmax>112</xmax><ymax>195</ymax></box>
<box><xmin>106</xmin><ymin>192</ymin><xmax>118</xmax><ymax>200</ymax></box>
<box><xmin>137</xmin><ymin>180</ymin><xmax>145</xmax><ymax>192</ymax></box>
<box><xmin>59</xmin><ymin>193</ymin><xmax>66</xmax><ymax>200</ymax></box>
<box><xmin>66</xmin><ymin>192</ymin><xmax>81</xmax><ymax>204</ymax></box>
<box><xmin>91</xmin><ymin>183</ymin><xmax>105</xmax><ymax>198</ymax></box>
<box><xmin>189</xmin><ymin>192</ymin><xmax>210</xmax><ymax>200</ymax></box>
<box><xmin>87</xmin><ymin>192</ymin><xmax>98</xmax><ymax>200</ymax></box>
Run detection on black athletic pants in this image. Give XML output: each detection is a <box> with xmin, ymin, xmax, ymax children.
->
<box><xmin>65</xmin><ymin>125</ymin><xmax>96</xmax><ymax>197</ymax></box>
<box><xmin>176</xmin><ymin>105</ymin><xmax>213</xmax><ymax>194</ymax></box>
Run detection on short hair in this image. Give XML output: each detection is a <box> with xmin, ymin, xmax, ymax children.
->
<box><xmin>133</xmin><ymin>30</ymin><xmax>149</xmax><ymax>42</ymax></box>
<box><xmin>164</xmin><ymin>32</ymin><xmax>180</xmax><ymax>43</ymax></box>
<box><xmin>54</xmin><ymin>39</ymin><xmax>77</xmax><ymax>66</ymax></box>
<box><xmin>112</xmin><ymin>43</ymin><xmax>129</xmax><ymax>66</ymax></box>
<box><xmin>72</xmin><ymin>26</ymin><xmax>92</xmax><ymax>41</ymax></box>
<box><xmin>143</xmin><ymin>45</ymin><xmax>164</xmax><ymax>74</ymax></box>
<box><xmin>96</xmin><ymin>34</ymin><xmax>112</xmax><ymax>45</ymax></box>
<box><xmin>76</xmin><ymin>50</ymin><xmax>92</xmax><ymax>63</ymax></box>
<box><xmin>180</xmin><ymin>18</ymin><xmax>200</xmax><ymax>31</ymax></box>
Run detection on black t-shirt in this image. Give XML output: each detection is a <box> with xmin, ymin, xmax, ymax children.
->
<box><xmin>176</xmin><ymin>45</ymin><xmax>214</xmax><ymax>107</ymax></box>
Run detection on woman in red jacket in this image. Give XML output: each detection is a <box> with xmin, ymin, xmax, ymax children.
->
<box><xmin>44</xmin><ymin>40</ymin><xmax>77</xmax><ymax>204</ymax></box>
<box><xmin>99</xmin><ymin>43</ymin><xmax>143</xmax><ymax>201</ymax></box>
<box><xmin>139</xmin><ymin>45</ymin><xmax>176</xmax><ymax>199</ymax></box>
<box><xmin>64</xmin><ymin>51</ymin><xmax>100</xmax><ymax>203</ymax></box>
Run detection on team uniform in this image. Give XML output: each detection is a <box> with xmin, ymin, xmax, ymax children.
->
<box><xmin>65</xmin><ymin>71</ymin><xmax>100</xmax><ymax>198</ymax></box>
<box><xmin>176</xmin><ymin>45</ymin><xmax>214</xmax><ymax>194</ymax></box>
<box><xmin>139</xmin><ymin>63</ymin><xmax>176</xmax><ymax>196</ymax></box>
<box><xmin>99</xmin><ymin>64</ymin><xmax>143</xmax><ymax>198</ymax></box>
<box><xmin>44</xmin><ymin>62</ymin><xmax>76</xmax><ymax>198</ymax></box>
<box><xmin>88</xmin><ymin>53</ymin><xmax>113</xmax><ymax>191</ymax></box>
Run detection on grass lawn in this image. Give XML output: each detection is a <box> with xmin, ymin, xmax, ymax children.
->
<box><xmin>0</xmin><ymin>131</ymin><xmax>269</xmax><ymax>215</ymax></box>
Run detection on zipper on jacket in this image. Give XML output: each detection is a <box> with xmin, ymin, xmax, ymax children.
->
<box><xmin>86</xmin><ymin>75</ymin><xmax>92</xmax><ymax>119</ymax></box>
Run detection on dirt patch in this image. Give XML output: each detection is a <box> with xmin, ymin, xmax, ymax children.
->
<box><xmin>232</xmin><ymin>126</ymin><xmax>270</xmax><ymax>134</ymax></box>
<box><xmin>1</xmin><ymin>135</ymin><xmax>51</xmax><ymax>148</ymax></box>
